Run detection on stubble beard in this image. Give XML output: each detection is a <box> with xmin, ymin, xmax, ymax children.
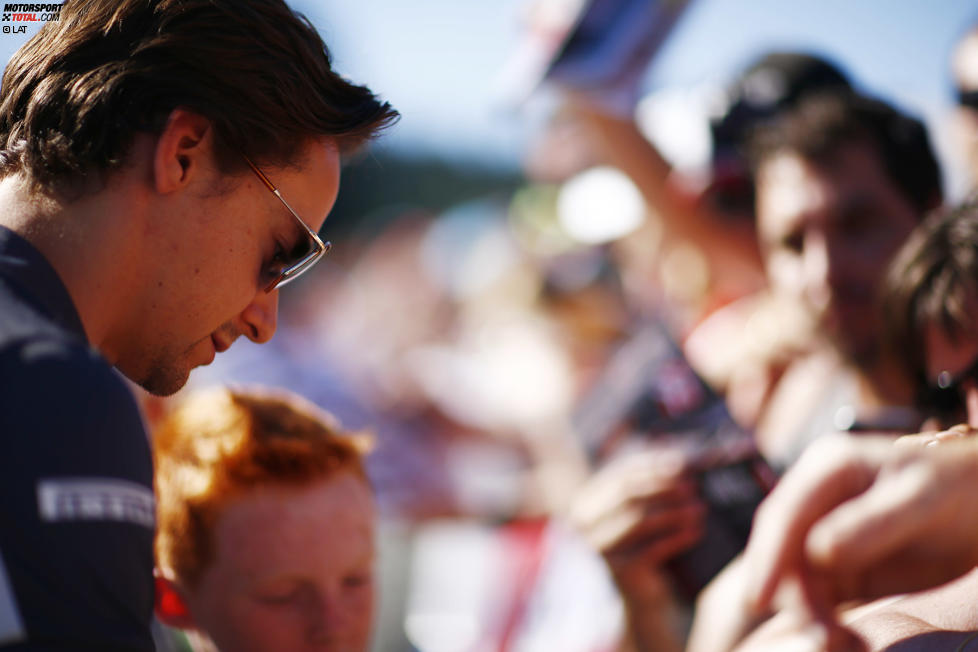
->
<box><xmin>137</xmin><ymin>363</ymin><xmax>191</xmax><ymax>396</ymax></box>
<box><xmin>119</xmin><ymin>345</ymin><xmax>194</xmax><ymax>397</ymax></box>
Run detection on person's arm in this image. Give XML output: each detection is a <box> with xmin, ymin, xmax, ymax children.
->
<box><xmin>842</xmin><ymin>573</ymin><xmax>978</xmax><ymax>651</ymax></box>
<box><xmin>616</xmin><ymin>590</ymin><xmax>685</xmax><ymax>652</ymax></box>
<box><xmin>686</xmin><ymin>556</ymin><xmax>775</xmax><ymax>652</ymax></box>
<box><xmin>563</xmin><ymin>101</ymin><xmax>765</xmax><ymax>292</ymax></box>
<box><xmin>569</xmin><ymin>451</ymin><xmax>704</xmax><ymax>652</ymax></box>
<box><xmin>727</xmin><ymin>592</ymin><xmax>978</xmax><ymax>652</ymax></box>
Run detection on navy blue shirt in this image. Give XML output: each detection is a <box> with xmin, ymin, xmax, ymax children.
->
<box><xmin>0</xmin><ymin>226</ymin><xmax>155</xmax><ymax>650</ymax></box>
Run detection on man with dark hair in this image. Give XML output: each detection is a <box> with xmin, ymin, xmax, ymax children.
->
<box><xmin>885</xmin><ymin>195</ymin><xmax>978</xmax><ymax>427</ymax></box>
<box><xmin>681</xmin><ymin>99</ymin><xmax>953</xmax><ymax>652</ymax></box>
<box><xmin>730</xmin><ymin>198</ymin><xmax>978</xmax><ymax>652</ymax></box>
<box><xmin>569</xmin><ymin>89</ymin><xmax>946</xmax><ymax>652</ymax></box>
<box><xmin>0</xmin><ymin>0</ymin><xmax>396</xmax><ymax>648</ymax></box>
<box><xmin>747</xmin><ymin>91</ymin><xmax>943</xmax><ymax>466</ymax></box>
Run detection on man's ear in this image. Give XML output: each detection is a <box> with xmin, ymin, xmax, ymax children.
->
<box><xmin>153</xmin><ymin>108</ymin><xmax>213</xmax><ymax>195</ymax></box>
<box><xmin>155</xmin><ymin>574</ymin><xmax>197</xmax><ymax>630</ymax></box>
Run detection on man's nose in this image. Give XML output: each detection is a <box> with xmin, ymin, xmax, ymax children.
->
<box><xmin>305</xmin><ymin>591</ymin><xmax>349</xmax><ymax>646</ymax></box>
<box><xmin>803</xmin><ymin>231</ymin><xmax>831</xmax><ymax>310</ymax></box>
<box><xmin>238</xmin><ymin>288</ymin><xmax>279</xmax><ymax>344</ymax></box>
<box><xmin>964</xmin><ymin>382</ymin><xmax>978</xmax><ymax>428</ymax></box>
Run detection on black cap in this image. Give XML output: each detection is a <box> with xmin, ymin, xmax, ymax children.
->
<box><xmin>711</xmin><ymin>52</ymin><xmax>852</xmax><ymax>157</ymax></box>
<box><xmin>703</xmin><ymin>52</ymin><xmax>852</xmax><ymax>217</ymax></box>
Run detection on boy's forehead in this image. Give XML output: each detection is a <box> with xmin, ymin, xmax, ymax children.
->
<box><xmin>203</xmin><ymin>476</ymin><xmax>375</xmax><ymax>579</ymax></box>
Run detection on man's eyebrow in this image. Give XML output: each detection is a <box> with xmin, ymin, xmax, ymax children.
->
<box><xmin>832</xmin><ymin>192</ymin><xmax>877</xmax><ymax>222</ymax></box>
<box><xmin>274</xmin><ymin>209</ymin><xmax>308</xmax><ymax>254</ymax></box>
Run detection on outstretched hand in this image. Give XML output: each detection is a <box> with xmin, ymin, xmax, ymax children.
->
<box><xmin>570</xmin><ymin>449</ymin><xmax>705</xmax><ymax>602</ymax></box>
<box><xmin>744</xmin><ymin>433</ymin><xmax>978</xmax><ymax>625</ymax></box>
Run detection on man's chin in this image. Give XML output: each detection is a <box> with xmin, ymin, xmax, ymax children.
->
<box><xmin>129</xmin><ymin>365</ymin><xmax>192</xmax><ymax>397</ymax></box>
<box><xmin>828</xmin><ymin>326</ymin><xmax>879</xmax><ymax>365</ymax></box>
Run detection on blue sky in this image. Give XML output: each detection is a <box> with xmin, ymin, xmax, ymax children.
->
<box><xmin>1</xmin><ymin>1</ymin><xmax>975</xmax><ymax>186</ymax></box>
<box><xmin>303</xmin><ymin>0</ymin><xmax>978</xmax><ymax>192</ymax></box>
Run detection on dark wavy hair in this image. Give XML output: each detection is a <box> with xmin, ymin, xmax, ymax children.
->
<box><xmin>750</xmin><ymin>91</ymin><xmax>942</xmax><ymax>217</ymax></box>
<box><xmin>0</xmin><ymin>0</ymin><xmax>399</xmax><ymax>196</ymax></box>
<box><xmin>885</xmin><ymin>196</ymin><xmax>978</xmax><ymax>390</ymax></box>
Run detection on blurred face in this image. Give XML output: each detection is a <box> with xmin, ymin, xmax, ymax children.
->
<box><xmin>186</xmin><ymin>472</ymin><xmax>376</xmax><ymax>652</ymax></box>
<box><xmin>756</xmin><ymin>143</ymin><xmax>919</xmax><ymax>362</ymax></box>
<box><xmin>952</xmin><ymin>31</ymin><xmax>978</xmax><ymax>189</ymax></box>
<box><xmin>114</xmin><ymin>137</ymin><xmax>340</xmax><ymax>395</ymax></box>
<box><xmin>922</xmin><ymin>324</ymin><xmax>978</xmax><ymax>428</ymax></box>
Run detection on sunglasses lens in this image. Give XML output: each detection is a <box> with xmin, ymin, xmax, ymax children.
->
<box><xmin>958</xmin><ymin>87</ymin><xmax>978</xmax><ymax>110</ymax></box>
<box><xmin>287</xmin><ymin>235</ymin><xmax>316</xmax><ymax>265</ymax></box>
<box><xmin>266</xmin><ymin>241</ymin><xmax>330</xmax><ymax>292</ymax></box>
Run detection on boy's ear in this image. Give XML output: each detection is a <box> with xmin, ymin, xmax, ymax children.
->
<box><xmin>155</xmin><ymin>574</ymin><xmax>197</xmax><ymax>630</ymax></box>
<box><xmin>153</xmin><ymin>108</ymin><xmax>213</xmax><ymax>195</ymax></box>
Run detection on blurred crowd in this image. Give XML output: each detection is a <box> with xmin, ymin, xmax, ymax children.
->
<box><xmin>145</xmin><ymin>2</ymin><xmax>978</xmax><ymax>651</ymax></box>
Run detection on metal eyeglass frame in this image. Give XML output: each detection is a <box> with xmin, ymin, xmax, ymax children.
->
<box><xmin>244</xmin><ymin>156</ymin><xmax>331</xmax><ymax>292</ymax></box>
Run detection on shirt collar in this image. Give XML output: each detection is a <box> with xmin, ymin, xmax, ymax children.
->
<box><xmin>0</xmin><ymin>225</ymin><xmax>88</xmax><ymax>341</ymax></box>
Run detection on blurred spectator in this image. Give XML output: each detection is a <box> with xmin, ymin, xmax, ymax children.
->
<box><xmin>657</xmin><ymin>92</ymin><xmax>936</xmax><ymax>645</ymax></box>
<box><xmin>569</xmin><ymin>319</ymin><xmax>772</xmax><ymax>650</ymax></box>
<box><xmin>153</xmin><ymin>387</ymin><xmax>375</xmax><ymax>652</ymax></box>
<box><xmin>511</xmin><ymin>5</ymin><xmax>944</xmax><ymax>649</ymax></box>
<box><xmin>720</xmin><ymin>431</ymin><xmax>978</xmax><ymax>652</ymax></box>
<box><xmin>519</xmin><ymin>13</ymin><xmax>882</xmax><ymax>648</ymax></box>
<box><xmin>569</xmin><ymin>450</ymin><xmax>698</xmax><ymax>652</ymax></box>
<box><xmin>682</xmin><ymin>53</ymin><xmax>852</xmax><ymax>403</ymax></box>
<box><xmin>552</xmin><ymin>51</ymin><xmax>852</xmax><ymax>327</ymax></box>
<box><xmin>812</xmin><ymin>195</ymin><xmax>978</xmax><ymax>651</ymax></box>
<box><xmin>569</xmin><ymin>89</ymin><xmax>943</xmax><ymax>652</ymax></box>
<box><xmin>886</xmin><ymin>194</ymin><xmax>978</xmax><ymax>429</ymax></box>
<box><xmin>747</xmin><ymin>91</ymin><xmax>943</xmax><ymax>467</ymax></box>
<box><xmin>532</xmin><ymin>46</ymin><xmax>858</xmax><ymax>433</ymax></box>
<box><xmin>689</xmin><ymin>196</ymin><xmax>978</xmax><ymax>652</ymax></box>
<box><xmin>952</xmin><ymin>23</ymin><xmax>978</xmax><ymax>190</ymax></box>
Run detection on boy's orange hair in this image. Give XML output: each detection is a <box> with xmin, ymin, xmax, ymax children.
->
<box><xmin>154</xmin><ymin>387</ymin><xmax>370</xmax><ymax>589</ymax></box>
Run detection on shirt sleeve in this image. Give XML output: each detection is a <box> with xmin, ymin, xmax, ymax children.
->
<box><xmin>0</xmin><ymin>337</ymin><xmax>155</xmax><ymax>651</ymax></box>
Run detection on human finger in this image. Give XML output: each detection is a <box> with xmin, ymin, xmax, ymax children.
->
<box><xmin>613</xmin><ymin>497</ymin><xmax>705</xmax><ymax>549</ymax></box>
<box><xmin>805</xmin><ymin>445</ymin><xmax>978</xmax><ymax>601</ymax></box>
<box><xmin>894</xmin><ymin>432</ymin><xmax>938</xmax><ymax>447</ymax></box>
<box><xmin>895</xmin><ymin>423</ymin><xmax>974</xmax><ymax>448</ymax></box>
<box><xmin>804</xmin><ymin>449</ymin><xmax>939</xmax><ymax>575</ymax></box>
<box><xmin>744</xmin><ymin>436</ymin><xmax>889</xmax><ymax>611</ymax></box>
<box><xmin>600</xmin><ymin>495</ymin><xmax>705</xmax><ymax>556</ymax></box>
<box><xmin>932</xmin><ymin>424</ymin><xmax>976</xmax><ymax>443</ymax></box>
<box><xmin>571</xmin><ymin>474</ymin><xmax>696</xmax><ymax>536</ymax></box>
<box><xmin>605</xmin><ymin>507</ymin><xmax>706</xmax><ymax>575</ymax></box>
<box><xmin>729</xmin><ymin>605</ymin><xmax>867</xmax><ymax>652</ymax></box>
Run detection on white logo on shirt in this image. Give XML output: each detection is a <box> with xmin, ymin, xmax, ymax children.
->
<box><xmin>36</xmin><ymin>478</ymin><xmax>155</xmax><ymax>529</ymax></box>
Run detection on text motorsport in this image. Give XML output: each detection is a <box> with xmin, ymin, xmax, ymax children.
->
<box><xmin>2</xmin><ymin>2</ymin><xmax>61</xmax><ymax>33</ymax></box>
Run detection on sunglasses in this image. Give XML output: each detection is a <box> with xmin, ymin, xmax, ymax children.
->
<box><xmin>917</xmin><ymin>355</ymin><xmax>978</xmax><ymax>419</ymax></box>
<box><xmin>245</xmin><ymin>157</ymin><xmax>331</xmax><ymax>292</ymax></box>
<box><xmin>956</xmin><ymin>86</ymin><xmax>978</xmax><ymax>111</ymax></box>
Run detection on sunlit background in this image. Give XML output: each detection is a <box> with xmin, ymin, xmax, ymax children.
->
<box><xmin>312</xmin><ymin>0</ymin><xmax>971</xmax><ymax>189</ymax></box>
<box><xmin>4</xmin><ymin>2</ymin><xmax>977</xmax><ymax>650</ymax></box>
